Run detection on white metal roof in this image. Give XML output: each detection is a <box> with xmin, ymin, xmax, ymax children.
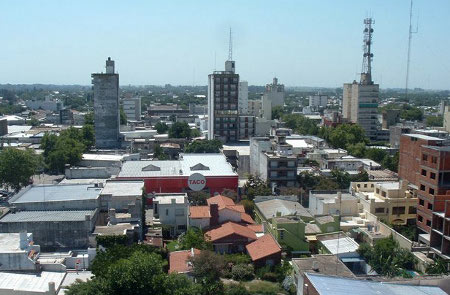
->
<box><xmin>0</xmin><ymin>233</ymin><xmax>32</xmax><ymax>252</ymax></box>
<box><xmin>100</xmin><ymin>181</ymin><xmax>144</xmax><ymax>197</ymax></box>
<box><xmin>10</xmin><ymin>184</ymin><xmax>101</xmax><ymax>204</ymax></box>
<box><xmin>0</xmin><ymin>271</ymin><xmax>65</xmax><ymax>293</ymax></box>
<box><xmin>319</xmin><ymin>235</ymin><xmax>359</xmax><ymax>255</ymax></box>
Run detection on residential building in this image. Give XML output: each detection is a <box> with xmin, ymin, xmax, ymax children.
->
<box><xmin>382</xmin><ymin>109</ymin><xmax>401</xmax><ymax>129</ymax></box>
<box><xmin>122</xmin><ymin>97</ymin><xmax>141</xmax><ymax>121</ymax></box>
<box><xmin>0</xmin><ymin>271</ymin><xmax>66</xmax><ymax>295</ymax></box>
<box><xmin>0</xmin><ymin>210</ymin><xmax>98</xmax><ymax>250</ymax></box>
<box><xmin>59</xmin><ymin>108</ymin><xmax>74</xmax><ymax>125</ymax></box>
<box><xmin>25</xmin><ymin>96</ymin><xmax>64</xmax><ymax>112</ymax></box>
<box><xmin>351</xmin><ymin>181</ymin><xmax>418</xmax><ymax>225</ymax></box>
<box><xmin>308</xmin><ymin>191</ymin><xmax>359</xmax><ymax>217</ymax></box>
<box><xmin>238</xmin><ymin>80</ymin><xmax>248</xmax><ymax>115</ymax></box>
<box><xmin>248</xmin><ymin>99</ymin><xmax>262</xmax><ymax>118</ymax></box>
<box><xmin>316</xmin><ymin>232</ymin><xmax>360</xmax><ymax>258</ymax></box>
<box><xmin>98</xmin><ymin>180</ymin><xmax>144</xmax><ymax>211</ymax></box>
<box><xmin>92</xmin><ymin>57</ymin><xmax>120</xmax><ymax>149</ymax></box>
<box><xmin>444</xmin><ymin>105</ymin><xmax>450</xmax><ymax>133</ymax></box>
<box><xmin>0</xmin><ymin>232</ymin><xmax>40</xmax><ymax>271</ymax></box>
<box><xmin>117</xmin><ymin>153</ymin><xmax>238</xmax><ymax>195</ymax></box>
<box><xmin>302</xmin><ymin>273</ymin><xmax>447</xmax><ymax>295</ymax></box>
<box><xmin>308</xmin><ymin>94</ymin><xmax>328</xmax><ymax>110</ymax></box>
<box><xmin>204</xmin><ymin>221</ymin><xmax>257</xmax><ymax>254</ymax></box>
<box><xmin>207</xmin><ymin>59</ymin><xmax>239</xmax><ymax>142</ymax></box>
<box><xmin>238</xmin><ymin>115</ymin><xmax>255</xmax><ymax>140</ymax></box>
<box><xmin>153</xmin><ymin>193</ymin><xmax>189</xmax><ymax>236</ymax></box>
<box><xmin>245</xmin><ymin>234</ymin><xmax>281</xmax><ymax>267</ymax></box>
<box><xmin>169</xmin><ymin>248</ymin><xmax>201</xmax><ymax>275</ymax></box>
<box><xmin>261</xmin><ymin>77</ymin><xmax>284</xmax><ymax>120</ymax></box>
<box><xmin>147</xmin><ymin>104</ymin><xmax>189</xmax><ymax>117</ymax></box>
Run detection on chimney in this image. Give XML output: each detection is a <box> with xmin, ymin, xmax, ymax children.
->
<box><xmin>312</xmin><ymin>260</ymin><xmax>319</xmax><ymax>271</ymax></box>
<box><xmin>109</xmin><ymin>208</ymin><xmax>116</xmax><ymax>225</ymax></box>
<box><xmin>19</xmin><ymin>231</ymin><xmax>28</xmax><ymax>250</ymax></box>
<box><xmin>210</xmin><ymin>204</ymin><xmax>219</xmax><ymax>227</ymax></box>
<box><xmin>85</xmin><ymin>214</ymin><xmax>91</xmax><ymax>221</ymax></box>
<box><xmin>48</xmin><ymin>282</ymin><xmax>56</xmax><ymax>295</ymax></box>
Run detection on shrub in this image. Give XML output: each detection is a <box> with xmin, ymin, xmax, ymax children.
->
<box><xmin>224</xmin><ymin>253</ymin><xmax>252</xmax><ymax>266</ymax></box>
<box><xmin>261</xmin><ymin>272</ymin><xmax>278</xmax><ymax>282</ymax></box>
<box><xmin>231</xmin><ymin>264</ymin><xmax>255</xmax><ymax>281</ymax></box>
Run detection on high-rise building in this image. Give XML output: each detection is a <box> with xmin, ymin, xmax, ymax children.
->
<box><xmin>261</xmin><ymin>77</ymin><xmax>285</xmax><ymax>120</ymax></box>
<box><xmin>342</xmin><ymin>19</ymin><xmax>379</xmax><ymax>141</ymax></box>
<box><xmin>207</xmin><ymin>60</ymin><xmax>239</xmax><ymax>142</ymax></box>
<box><xmin>238</xmin><ymin>81</ymin><xmax>248</xmax><ymax>115</ymax></box>
<box><xmin>122</xmin><ymin>97</ymin><xmax>142</xmax><ymax>121</ymax></box>
<box><xmin>92</xmin><ymin>57</ymin><xmax>120</xmax><ymax>149</ymax></box>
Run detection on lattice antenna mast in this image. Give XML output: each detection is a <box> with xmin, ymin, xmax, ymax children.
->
<box><xmin>361</xmin><ymin>18</ymin><xmax>375</xmax><ymax>85</ymax></box>
<box><xmin>228</xmin><ymin>27</ymin><xmax>233</xmax><ymax>61</ymax></box>
<box><xmin>405</xmin><ymin>0</ymin><xmax>418</xmax><ymax>101</ymax></box>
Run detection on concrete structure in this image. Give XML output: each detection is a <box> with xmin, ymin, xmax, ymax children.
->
<box><xmin>117</xmin><ymin>153</ymin><xmax>238</xmax><ymax>195</ymax></box>
<box><xmin>148</xmin><ymin>104</ymin><xmax>189</xmax><ymax>117</ymax></box>
<box><xmin>351</xmin><ymin>181</ymin><xmax>418</xmax><ymax>225</ymax></box>
<box><xmin>99</xmin><ymin>180</ymin><xmax>144</xmax><ymax>212</ymax></box>
<box><xmin>0</xmin><ymin>232</ymin><xmax>40</xmax><ymax>271</ymax></box>
<box><xmin>0</xmin><ymin>271</ymin><xmax>66</xmax><ymax>295</ymax></box>
<box><xmin>238</xmin><ymin>115</ymin><xmax>255</xmax><ymax>140</ymax></box>
<box><xmin>9</xmin><ymin>184</ymin><xmax>102</xmax><ymax>211</ymax></box>
<box><xmin>238</xmin><ymin>80</ymin><xmax>248</xmax><ymax>115</ymax></box>
<box><xmin>122</xmin><ymin>97</ymin><xmax>141</xmax><ymax>121</ymax></box>
<box><xmin>153</xmin><ymin>193</ymin><xmax>189</xmax><ymax>236</ymax></box>
<box><xmin>92</xmin><ymin>57</ymin><xmax>120</xmax><ymax>149</ymax></box>
<box><xmin>382</xmin><ymin>109</ymin><xmax>401</xmax><ymax>129</ymax></box>
<box><xmin>308</xmin><ymin>191</ymin><xmax>358</xmax><ymax>217</ymax></box>
<box><xmin>0</xmin><ymin>118</ymin><xmax>7</xmax><ymax>136</ymax></box>
<box><xmin>261</xmin><ymin>77</ymin><xmax>284</xmax><ymax>120</ymax></box>
<box><xmin>0</xmin><ymin>210</ymin><xmax>98</xmax><ymax>250</ymax></box>
<box><xmin>248</xmin><ymin>99</ymin><xmax>262</xmax><ymax>118</ymax></box>
<box><xmin>308</xmin><ymin>94</ymin><xmax>328</xmax><ymax>110</ymax></box>
<box><xmin>444</xmin><ymin>105</ymin><xmax>450</xmax><ymax>133</ymax></box>
<box><xmin>207</xmin><ymin>60</ymin><xmax>239</xmax><ymax>142</ymax></box>
<box><xmin>25</xmin><ymin>96</ymin><xmax>64</xmax><ymax>112</ymax></box>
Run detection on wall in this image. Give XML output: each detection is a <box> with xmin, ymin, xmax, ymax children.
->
<box><xmin>156</xmin><ymin>201</ymin><xmax>188</xmax><ymax>234</ymax></box>
<box><xmin>189</xmin><ymin>218</ymin><xmax>209</xmax><ymax>229</ymax></box>
<box><xmin>13</xmin><ymin>199</ymin><xmax>99</xmax><ymax>211</ymax></box>
<box><xmin>0</xmin><ymin>252</ymin><xmax>37</xmax><ymax>271</ymax></box>
<box><xmin>65</xmin><ymin>167</ymin><xmax>113</xmax><ymax>179</ymax></box>
<box><xmin>218</xmin><ymin>208</ymin><xmax>241</xmax><ymax>224</ymax></box>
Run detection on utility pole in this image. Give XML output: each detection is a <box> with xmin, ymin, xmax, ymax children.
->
<box><xmin>405</xmin><ymin>0</ymin><xmax>418</xmax><ymax>101</ymax></box>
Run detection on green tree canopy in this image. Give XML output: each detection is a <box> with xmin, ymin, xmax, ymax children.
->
<box><xmin>271</xmin><ymin>105</ymin><xmax>284</xmax><ymax>120</ymax></box>
<box><xmin>185</xmin><ymin>139</ymin><xmax>222</xmax><ymax>153</ymax></box>
<box><xmin>179</xmin><ymin>228</ymin><xmax>212</xmax><ymax>250</ymax></box>
<box><xmin>155</xmin><ymin>122</ymin><xmax>169</xmax><ymax>134</ymax></box>
<box><xmin>243</xmin><ymin>175</ymin><xmax>272</xmax><ymax>200</ymax></box>
<box><xmin>282</xmin><ymin>114</ymin><xmax>319</xmax><ymax>135</ymax></box>
<box><xmin>119</xmin><ymin>106</ymin><xmax>127</xmax><ymax>125</ymax></box>
<box><xmin>426</xmin><ymin>115</ymin><xmax>443</xmax><ymax>127</ymax></box>
<box><xmin>169</xmin><ymin>122</ymin><xmax>193</xmax><ymax>139</ymax></box>
<box><xmin>0</xmin><ymin>148</ymin><xmax>39</xmax><ymax>191</ymax></box>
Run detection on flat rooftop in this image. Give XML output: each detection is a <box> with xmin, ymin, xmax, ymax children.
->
<box><xmin>82</xmin><ymin>153</ymin><xmax>125</xmax><ymax>161</ymax></box>
<box><xmin>377</xmin><ymin>182</ymin><xmax>400</xmax><ymax>190</ymax></box>
<box><xmin>0</xmin><ymin>233</ymin><xmax>32</xmax><ymax>252</ymax></box>
<box><xmin>118</xmin><ymin>153</ymin><xmax>236</xmax><ymax>178</ymax></box>
<box><xmin>0</xmin><ymin>210</ymin><xmax>96</xmax><ymax>223</ymax></box>
<box><xmin>10</xmin><ymin>184</ymin><xmax>102</xmax><ymax>204</ymax></box>
<box><xmin>256</xmin><ymin>199</ymin><xmax>312</xmax><ymax>220</ymax></box>
<box><xmin>100</xmin><ymin>181</ymin><xmax>144</xmax><ymax>197</ymax></box>
<box><xmin>222</xmin><ymin>143</ymin><xmax>250</xmax><ymax>156</ymax></box>
<box><xmin>0</xmin><ymin>271</ymin><xmax>66</xmax><ymax>294</ymax></box>
<box><xmin>317</xmin><ymin>233</ymin><xmax>359</xmax><ymax>255</ymax></box>
<box><xmin>94</xmin><ymin>223</ymin><xmax>137</xmax><ymax>235</ymax></box>
<box><xmin>154</xmin><ymin>194</ymin><xmax>187</xmax><ymax>204</ymax></box>
<box><xmin>293</xmin><ymin>255</ymin><xmax>354</xmax><ymax>277</ymax></box>
<box><xmin>404</xmin><ymin>133</ymin><xmax>444</xmax><ymax>141</ymax></box>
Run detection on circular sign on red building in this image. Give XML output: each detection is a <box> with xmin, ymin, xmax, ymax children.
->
<box><xmin>188</xmin><ymin>173</ymin><xmax>206</xmax><ymax>191</ymax></box>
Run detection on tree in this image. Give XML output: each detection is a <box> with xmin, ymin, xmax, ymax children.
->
<box><xmin>187</xmin><ymin>191</ymin><xmax>209</xmax><ymax>205</ymax></box>
<box><xmin>282</xmin><ymin>114</ymin><xmax>319</xmax><ymax>135</ymax></box>
<box><xmin>426</xmin><ymin>115</ymin><xmax>443</xmax><ymax>127</ymax></box>
<box><xmin>0</xmin><ymin>148</ymin><xmax>39</xmax><ymax>191</ymax></box>
<box><xmin>84</xmin><ymin>112</ymin><xmax>94</xmax><ymax>126</ymax></box>
<box><xmin>365</xmin><ymin>148</ymin><xmax>388</xmax><ymax>163</ymax></box>
<box><xmin>154</xmin><ymin>144</ymin><xmax>168</xmax><ymax>160</ymax></box>
<box><xmin>190</xmin><ymin>250</ymin><xmax>225</xmax><ymax>288</ymax></box>
<box><xmin>401</xmin><ymin>106</ymin><xmax>423</xmax><ymax>121</ymax></box>
<box><xmin>81</xmin><ymin>125</ymin><xmax>95</xmax><ymax>149</ymax></box>
<box><xmin>240</xmin><ymin>199</ymin><xmax>255</xmax><ymax>217</ymax></box>
<box><xmin>426</xmin><ymin>257</ymin><xmax>450</xmax><ymax>275</ymax></box>
<box><xmin>185</xmin><ymin>139</ymin><xmax>222</xmax><ymax>153</ymax></box>
<box><xmin>330</xmin><ymin>169</ymin><xmax>351</xmax><ymax>189</ymax></box>
<box><xmin>243</xmin><ymin>175</ymin><xmax>272</xmax><ymax>200</ymax></box>
<box><xmin>169</xmin><ymin>122</ymin><xmax>192</xmax><ymax>139</ymax></box>
<box><xmin>179</xmin><ymin>228</ymin><xmax>211</xmax><ymax>250</ymax></box>
<box><xmin>327</xmin><ymin>124</ymin><xmax>368</xmax><ymax>149</ymax></box>
<box><xmin>155</xmin><ymin>122</ymin><xmax>169</xmax><ymax>134</ymax></box>
<box><xmin>271</xmin><ymin>105</ymin><xmax>284</xmax><ymax>120</ymax></box>
<box><xmin>346</xmin><ymin>142</ymin><xmax>367</xmax><ymax>158</ymax></box>
<box><xmin>119</xmin><ymin>106</ymin><xmax>127</xmax><ymax>125</ymax></box>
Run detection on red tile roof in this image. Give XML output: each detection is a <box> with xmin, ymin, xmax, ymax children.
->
<box><xmin>169</xmin><ymin>249</ymin><xmax>201</xmax><ymax>274</ymax></box>
<box><xmin>246</xmin><ymin>234</ymin><xmax>281</xmax><ymax>262</ymax></box>
<box><xmin>189</xmin><ymin>206</ymin><xmax>211</xmax><ymax>218</ymax></box>
<box><xmin>227</xmin><ymin>205</ymin><xmax>245</xmax><ymax>213</ymax></box>
<box><xmin>207</xmin><ymin>195</ymin><xmax>235</xmax><ymax>210</ymax></box>
<box><xmin>245</xmin><ymin>224</ymin><xmax>264</xmax><ymax>233</ymax></box>
<box><xmin>240</xmin><ymin>212</ymin><xmax>255</xmax><ymax>224</ymax></box>
<box><xmin>205</xmin><ymin>222</ymin><xmax>257</xmax><ymax>242</ymax></box>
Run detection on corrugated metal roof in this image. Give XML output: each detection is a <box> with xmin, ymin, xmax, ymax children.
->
<box><xmin>11</xmin><ymin>184</ymin><xmax>101</xmax><ymax>204</ymax></box>
<box><xmin>118</xmin><ymin>153</ymin><xmax>236</xmax><ymax>178</ymax></box>
<box><xmin>306</xmin><ymin>273</ymin><xmax>447</xmax><ymax>295</ymax></box>
<box><xmin>256</xmin><ymin>199</ymin><xmax>312</xmax><ymax>220</ymax></box>
<box><xmin>0</xmin><ymin>210</ymin><xmax>96</xmax><ymax>222</ymax></box>
<box><xmin>0</xmin><ymin>271</ymin><xmax>65</xmax><ymax>293</ymax></box>
<box><xmin>100</xmin><ymin>181</ymin><xmax>144</xmax><ymax>197</ymax></box>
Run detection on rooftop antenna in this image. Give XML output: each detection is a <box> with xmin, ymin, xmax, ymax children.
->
<box><xmin>228</xmin><ymin>27</ymin><xmax>233</xmax><ymax>61</ymax></box>
<box><xmin>361</xmin><ymin>18</ymin><xmax>375</xmax><ymax>85</ymax></box>
<box><xmin>405</xmin><ymin>0</ymin><xmax>419</xmax><ymax>101</ymax></box>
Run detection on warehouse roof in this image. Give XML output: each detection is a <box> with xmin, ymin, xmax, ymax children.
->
<box><xmin>10</xmin><ymin>184</ymin><xmax>101</xmax><ymax>204</ymax></box>
<box><xmin>0</xmin><ymin>210</ymin><xmax>96</xmax><ymax>222</ymax></box>
<box><xmin>304</xmin><ymin>273</ymin><xmax>447</xmax><ymax>295</ymax></box>
<box><xmin>100</xmin><ymin>181</ymin><xmax>144</xmax><ymax>197</ymax></box>
<box><xmin>0</xmin><ymin>271</ymin><xmax>65</xmax><ymax>294</ymax></box>
<box><xmin>118</xmin><ymin>153</ymin><xmax>236</xmax><ymax>178</ymax></box>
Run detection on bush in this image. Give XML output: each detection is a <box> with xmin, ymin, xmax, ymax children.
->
<box><xmin>225</xmin><ymin>283</ymin><xmax>250</xmax><ymax>295</ymax></box>
<box><xmin>224</xmin><ymin>254</ymin><xmax>252</xmax><ymax>266</ymax></box>
<box><xmin>261</xmin><ymin>272</ymin><xmax>278</xmax><ymax>282</ymax></box>
<box><xmin>231</xmin><ymin>264</ymin><xmax>255</xmax><ymax>281</ymax></box>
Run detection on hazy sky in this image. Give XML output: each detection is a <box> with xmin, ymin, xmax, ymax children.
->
<box><xmin>1</xmin><ymin>0</ymin><xmax>449</xmax><ymax>89</ymax></box>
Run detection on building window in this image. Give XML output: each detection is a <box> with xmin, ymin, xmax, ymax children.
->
<box><xmin>430</xmin><ymin>172</ymin><xmax>436</xmax><ymax>180</ymax></box>
<box><xmin>357</xmin><ymin>184</ymin><xmax>361</xmax><ymax>188</ymax></box>
<box><xmin>279</xmin><ymin>230</ymin><xmax>284</xmax><ymax>240</ymax></box>
<box><xmin>419</xmin><ymin>199</ymin><xmax>424</xmax><ymax>206</ymax></box>
<box><xmin>177</xmin><ymin>225</ymin><xmax>187</xmax><ymax>230</ymax></box>
<box><xmin>375</xmin><ymin>208</ymin><xmax>384</xmax><ymax>213</ymax></box>
<box><xmin>175</xmin><ymin>209</ymin><xmax>184</xmax><ymax>216</ymax></box>
<box><xmin>270</xmin><ymin>171</ymin><xmax>278</xmax><ymax>177</ymax></box>
<box><xmin>420</xmin><ymin>184</ymin><xmax>426</xmax><ymax>191</ymax></box>
<box><xmin>166</xmin><ymin>209</ymin><xmax>169</xmax><ymax>216</ymax></box>
<box><xmin>426</xmin><ymin>220</ymin><xmax>432</xmax><ymax>227</ymax></box>
<box><xmin>421</xmin><ymin>169</ymin><xmax>427</xmax><ymax>176</ymax></box>
<box><xmin>431</xmin><ymin>156</ymin><xmax>437</xmax><ymax>164</ymax></box>
<box><xmin>364</xmin><ymin>184</ymin><xmax>367</xmax><ymax>188</ymax></box>
<box><xmin>428</xmin><ymin>203</ymin><xmax>433</xmax><ymax>210</ymax></box>
<box><xmin>422</xmin><ymin>154</ymin><xmax>428</xmax><ymax>161</ymax></box>
<box><xmin>418</xmin><ymin>215</ymin><xmax>423</xmax><ymax>222</ymax></box>
<box><xmin>408</xmin><ymin>207</ymin><xmax>417</xmax><ymax>214</ymax></box>
<box><xmin>429</xmin><ymin>188</ymin><xmax>435</xmax><ymax>195</ymax></box>
<box><xmin>381</xmin><ymin>191</ymin><xmax>387</xmax><ymax>198</ymax></box>
<box><xmin>376</xmin><ymin>188</ymin><xmax>380</xmax><ymax>194</ymax></box>
<box><xmin>392</xmin><ymin>207</ymin><xmax>406</xmax><ymax>215</ymax></box>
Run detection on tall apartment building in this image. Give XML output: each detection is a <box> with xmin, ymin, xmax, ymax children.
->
<box><xmin>261</xmin><ymin>77</ymin><xmax>285</xmax><ymax>120</ymax></box>
<box><xmin>207</xmin><ymin>60</ymin><xmax>239</xmax><ymax>142</ymax></box>
<box><xmin>123</xmin><ymin>97</ymin><xmax>141</xmax><ymax>121</ymax></box>
<box><xmin>342</xmin><ymin>19</ymin><xmax>379</xmax><ymax>141</ymax></box>
<box><xmin>309</xmin><ymin>94</ymin><xmax>328</xmax><ymax>110</ymax></box>
<box><xmin>238</xmin><ymin>81</ymin><xmax>248</xmax><ymax>115</ymax></box>
<box><xmin>92</xmin><ymin>57</ymin><xmax>120</xmax><ymax>149</ymax></box>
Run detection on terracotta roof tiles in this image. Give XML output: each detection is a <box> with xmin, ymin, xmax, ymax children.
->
<box><xmin>246</xmin><ymin>234</ymin><xmax>281</xmax><ymax>262</ymax></box>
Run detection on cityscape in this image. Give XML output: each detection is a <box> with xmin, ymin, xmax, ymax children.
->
<box><xmin>0</xmin><ymin>1</ymin><xmax>450</xmax><ymax>295</ymax></box>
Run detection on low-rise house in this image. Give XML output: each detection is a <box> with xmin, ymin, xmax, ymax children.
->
<box><xmin>99</xmin><ymin>180</ymin><xmax>144</xmax><ymax>211</ymax></box>
<box><xmin>153</xmin><ymin>193</ymin><xmax>189</xmax><ymax>236</ymax></box>
<box><xmin>308</xmin><ymin>191</ymin><xmax>359</xmax><ymax>216</ymax></box>
<box><xmin>0</xmin><ymin>232</ymin><xmax>41</xmax><ymax>271</ymax></box>
<box><xmin>205</xmin><ymin>222</ymin><xmax>257</xmax><ymax>254</ymax></box>
<box><xmin>245</xmin><ymin>234</ymin><xmax>281</xmax><ymax>267</ymax></box>
<box><xmin>169</xmin><ymin>248</ymin><xmax>200</xmax><ymax>275</ymax></box>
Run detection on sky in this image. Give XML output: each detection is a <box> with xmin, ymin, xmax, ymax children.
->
<box><xmin>0</xmin><ymin>0</ymin><xmax>449</xmax><ymax>89</ymax></box>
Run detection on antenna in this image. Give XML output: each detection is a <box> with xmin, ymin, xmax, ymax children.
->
<box><xmin>228</xmin><ymin>27</ymin><xmax>233</xmax><ymax>61</ymax></box>
<box><xmin>405</xmin><ymin>0</ymin><xmax>418</xmax><ymax>101</ymax></box>
<box><xmin>361</xmin><ymin>18</ymin><xmax>375</xmax><ymax>85</ymax></box>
